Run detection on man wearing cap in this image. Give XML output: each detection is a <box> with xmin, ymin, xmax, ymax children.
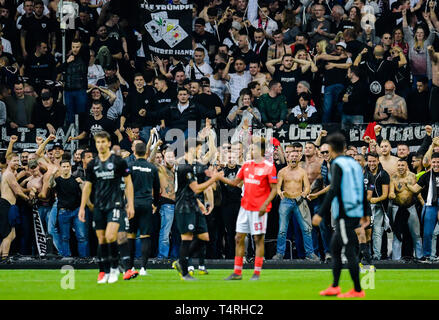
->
<box><xmin>317</xmin><ymin>42</ymin><xmax>352</xmax><ymax>123</ymax></box>
<box><xmin>33</xmin><ymin>90</ymin><xmax>66</xmax><ymax>134</ymax></box>
<box><xmin>193</xmin><ymin>17</ymin><xmax>218</xmax><ymax>57</ymax></box>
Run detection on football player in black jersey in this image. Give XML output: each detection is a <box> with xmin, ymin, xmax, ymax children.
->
<box><xmin>126</xmin><ymin>142</ymin><xmax>160</xmax><ymax>277</ymax></box>
<box><xmin>79</xmin><ymin>131</ymin><xmax>135</xmax><ymax>284</ymax></box>
<box><xmin>172</xmin><ymin>139</ymin><xmax>224</xmax><ymax>281</ymax></box>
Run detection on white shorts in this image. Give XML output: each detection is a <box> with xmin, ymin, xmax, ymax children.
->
<box><xmin>236</xmin><ymin>207</ymin><xmax>267</xmax><ymax>235</ymax></box>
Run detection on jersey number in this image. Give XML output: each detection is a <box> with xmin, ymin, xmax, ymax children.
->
<box><xmin>254</xmin><ymin>222</ymin><xmax>263</xmax><ymax>231</ymax></box>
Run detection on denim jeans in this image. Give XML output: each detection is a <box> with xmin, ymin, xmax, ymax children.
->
<box><xmin>341</xmin><ymin>115</ymin><xmax>364</xmax><ymax>130</ymax></box>
<box><xmin>39</xmin><ymin>203</ymin><xmax>62</xmax><ymax>253</ymax></box>
<box><xmin>391</xmin><ymin>204</ymin><xmax>423</xmax><ymax>260</ymax></box>
<box><xmin>309</xmin><ymin>198</ymin><xmax>331</xmax><ymax>255</ymax></box>
<box><xmin>322</xmin><ymin>83</ymin><xmax>344</xmax><ymax>123</ymax></box>
<box><xmin>58</xmin><ymin>208</ymin><xmax>89</xmax><ymax>257</ymax></box>
<box><xmin>422</xmin><ymin>204</ymin><xmax>439</xmax><ymax>257</ymax></box>
<box><xmin>431</xmin><ymin>223</ymin><xmax>439</xmax><ymax>257</ymax></box>
<box><xmin>64</xmin><ymin>89</ymin><xmax>88</xmax><ymax>125</ymax></box>
<box><xmin>277</xmin><ymin>198</ymin><xmax>314</xmax><ymax>257</ymax></box>
<box><xmin>157</xmin><ymin>204</ymin><xmax>175</xmax><ymax>258</ymax></box>
<box><xmin>140</xmin><ymin>126</ymin><xmax>154</xmax><ymax>145</ymax></box>
<box><xmin>371</xmin><ymin>204</ymin><xmax>385</xmax><ymax>260</ymax></box>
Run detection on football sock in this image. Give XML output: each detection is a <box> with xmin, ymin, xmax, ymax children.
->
<box><xmin>179</xmin><ymin>240</ymin><xmax>191</xmax><ymax>276</ymax></box>
<box><xmin>97</xmin><ymin>244</ymin><xmax>104</xmax><ymax>273</ymax></box>
<box><xmin>254</xmin><ymin>256</ymin><xmax>263</xmax><ymax>276</ymax></box>
<box><xmin>346</xmin><ymin>243</ymin><xmax>362</xmax><ymax>292</ymax></box>
<box><xmin>360</xmin><ymin>243</ymin><xmax>372</xmax><ymax>264</ymax></box>
<box><xmin>234</xmin><ymin>256</ymin><xmax>243</xmax><ymax>276</ymax></box>
<box><xmin>141</xmin><ymin>237</ymin><xmax>151</xmax><ymax>269</ymax></box>
<box><xmin>100</xmin><ymin>243</ymin><xmax>110</xmax><ymax>273</ymax></box>
<box><xmin>118</xmin><ymin>240</ymin><xmax>131</xmax><ymax>272</ymax></box>
<box><xmin>109</xmin><ymin>241</ymin><xmax>119</xmax><ymax>269</ymax></box>
<box><xmin>127</xmin><ymin>238</ymin><xmax>136</xmax><ymax>269</ymax></box>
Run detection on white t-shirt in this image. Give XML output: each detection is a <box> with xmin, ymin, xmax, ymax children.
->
<box><xmin>227</xmin><ymin>71</ymin><xmax>252</xmax><ymax>103</ymax></box>
<box><xmin>207</xmin><ymin>75</ymin><xmax>229</xmax><ymax>103</ymax></box>
<box><xmin>185</xmin><ymin>62</ymin><xmax>213</xmax><ymax>80</ymax></box>
<box><xmin>88</xmin><ymin>64</ymin><xmax>105</xmax><ymax>85</ymax></box>
<box><xmin>1</xmin><ymin>38</ymin><xmax>11</xmax><ymax>54</ymax></box>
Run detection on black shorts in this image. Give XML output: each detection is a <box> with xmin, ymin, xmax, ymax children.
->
<box><xmin>118</xmin><ymin>209</ymin><xmax>130</xmax><ymax>233</ymax></box>
<box><xmin>129</xmin><ymin>204</ymin><xmax>153</xmax><ymax>236</ymax></box>
<box><xmin>93</xmin><ymin>207</ymin><xmax>124</xmax><ymax>231</ymax></box>
<box><xmin>0</xmin><ymin>198</ymin><xmax>12</xmax><ymax>241</ymax></box>
<box><xmin>176</xmin><ymin>211</ymin><xmax>208</xmax><ymax>235</ymax></box>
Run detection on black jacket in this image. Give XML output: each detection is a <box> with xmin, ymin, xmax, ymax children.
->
<box><xmin>148</xmin><ymin>100</ymin><xmax>217</xmax><ymax>132</ymax></box>
<box><xmin>62</xmin><ymin>44</ymin><xmax>90</xmax><ymax>91</ymax></box>
<box><xmin>33</xmin><ymin>101</ymin><xmax>66</xmax><ymax>130</ymax></box>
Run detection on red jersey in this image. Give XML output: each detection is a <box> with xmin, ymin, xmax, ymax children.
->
<box><xmin>237</xmin><ymin>160</ymin><xmax>278</xmax><ymax>212</ymax></box>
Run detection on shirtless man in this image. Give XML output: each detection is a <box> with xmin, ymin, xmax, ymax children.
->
<box><xmin>428</xmin><ymin>46</ymin><xmax>439</xmax><ymax>122</ymax></box>
<box><xmin>156</xmin><ymin>147</ymin><xmax>178</xmax><ymax>259</ymax></box>
<box><xmin>373</xmin><ymin>81</ymin><xmax>408</xmax><ymax>124</ymax></box>
<box><xmin>300</xmin><ymin>142</ymin><xmax>331</xmax><ymax>259</ymax></box>
<box><xmin>379</xmin><ymin>139</ymin><xmax>399</xmax><ymax>177</ymax></box>
<box><xmin>274</xmin><ymin>150</ymin><xmax>318</xmax><ymax>260</ymax></box>
<box><xmin>0</xmin><ymin>153</ymin><xmax>30</xmax><ymax>260</ymax></box>
<box><xmin>388</xmin><ymin>158</ymin><xmax>423</xmax><ymax>260</ymax></box>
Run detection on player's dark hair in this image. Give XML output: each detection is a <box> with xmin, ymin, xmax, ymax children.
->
<box><xmin>432</xmin><ymin>152</ymin><xmax>439</xmax><ymax>160</ymax></box>
<box><xmin>268</xmin><ymin>79</ymin><xmax>280</xmax><ymax>89</ymax></box>
<box><xmin>177</xmin><ymin>87</ymin><xmax>189</xmax><ymax>95</ymax></box>
<box><xmin>367</xmin><ymin>152</ymin><xmax>379</xmax><ymax>159</ymax></box>
<box><xmin>292</xmin><ymin>142</ymin><xmax>303</xmax><ymax>149</ymax></box>
<box><xmin>134</xmin><ymin>72</ymin><xmax>144</xmax><ymax>79</ymax></box>
<box><xmin>326</xmin><ymin>132</ymin><xmax>346</xmax><ymax>154</ymax></box>
<box><xmin>247</xmin><ymin>81</ymin><xmax>260</xmax><ymax>91</ymax></box>
<box><xmin>306</xmin><ymin>141</ymin><xmax>316</xmax><ymax>148</ymax></box>
<box><xmin>94</xmin><ymin>131</ymin><xmax>111</xmax><ymax>142</ymax></box>
<box><xmin>398</xmin><ymin>157</ymin><xmax>409</xmax><ymax>164</ymax></box>
<box><xmin>60</xmin><ymin>159</ymin><xmax>71</xmax><ymax>166</ymax></box>
<box><xmin>135</xmin><ymin>142</ymin><xmax>147</xmax><ymax>157</ymax></box>
<box><xmin>397</xmin><ymin>142</ymin><xmax>409</xmax><ymax>148</ymax></box>
<box><xmin>81</xmin><ymin>149</ymin><xmax>93</xmax><ymax>160</ymax></box>
<box><xmin>194</xmin><ymin>47</ymin><xmax>205</xmax><ymax>54</ymax></box>
<box><xmin>349</xmin><ymin>66</ymin><xmax>361</xmax><ymax>78</ymax></box>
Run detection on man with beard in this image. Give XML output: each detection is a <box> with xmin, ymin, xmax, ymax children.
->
<box><xmin>388</xmin><ymin>158</ymin><xmax>423</xmax><ymax>261</ymax></box>
<box><xmin>274</xmin><ymin>150</ymin><xmax>317</xmax><ymax>260</ymax></box>
<box><xmin>373</xmin><ymin>81</ymin><xmax>408</xmax><ymax>124</ymax></box>
<box><xmin>267</xmin><ymin>54</ymin><xmax>300</xmax><ymax>108</ymax></box>
<box><xmin>300</xmin><ymin>142</ymin><xmax>331</xmax><ymax>260</ymax></box>
<box><xmin>364</xmin><ymin>152</ymin><xmax>390</xmax><ymax>261</ymax></box>
<box><xmin>354</xmin><ymin>46</ymin><xmax>400</xmax><ymax>121</ymax></box>
<box><xmin>0</xmin><ymin>153</ymin><xmax>29</xmax><ymax>261</ymax></box>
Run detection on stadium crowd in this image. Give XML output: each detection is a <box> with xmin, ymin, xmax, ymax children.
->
<box><xmin>0</xmin><ymin>0</ymin><xmax>439</xmax><ymax>268</ymax></box>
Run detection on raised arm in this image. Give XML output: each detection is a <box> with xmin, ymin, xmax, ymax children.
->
<box><xmin>266</xmin><ymin>57</ymin><xmax>281</xmax><ymax>74</ymax></box>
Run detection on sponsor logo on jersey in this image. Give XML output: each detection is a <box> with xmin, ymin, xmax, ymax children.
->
<box><xmin>244</xmin><ymin>178</ymin><xmax>261</xmax><ymax>185</ymax></box>
<box><xmin>107</xmin><ymin>163</ymin><xmax>114</xmax><ymax>170</ymax></box>
<box><xmin>132</xmin><ymin>166</ymin><xmax>152</xmax><ymax>172</ymax></box>
<box><xmin>95</xmin><ymin>170</ymin><xmax>115</xmax><ymax>179</ymax></box>
<box><xmin>188</xmin><ymin>224</ymin><xmax>194</xmax><ymax>231</ymax></box>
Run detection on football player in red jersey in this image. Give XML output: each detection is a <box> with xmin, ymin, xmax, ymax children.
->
<box><xmin>219</xmin><ymin>137</ymin><xmax>278</xmax><ymax>280</ymax></box>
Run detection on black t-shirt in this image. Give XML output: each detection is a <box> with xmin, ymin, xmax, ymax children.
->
<box><xmin>323</xmin><ymin>57</ymin><xmax>349</xmax><ymax>86</ymax></box>
<box><xmin>346</xmin><ymin>40</ymin><xmax>365</xmax><ymax>61</ymax></box>
<box><xmin>342</xmin><ymin>79</ymin><xmax>369</xmax><ymax>116</ymax></box>
<box><xmin>129</xmin><ymin>158</ymin><xmax>160</xmax><ymax>207</ymax></box>
<box><xmin>192</xmin><ymin>31</ymin><xmax>218</xmax><ymax>50</ymax></box>
<box><xmin>418</xmin><ymin>171</ymin><xmax>439</xmax><ymax>205</ymax></box>
<box><xmin>365</xmin><ymin>167</ymin><xmax>390</xmax><ymax>205</ymax></box>
<box><xmin>273</xmin><ymin>65</ymin><xmax>301</xmax><ymax>107</ymax></box>
<box><xmin>91</xmin><ymin>37</ymin><xmax>122</xmax><ymax>55</ymax></box>
<box><xmin>221</xmin><ymin>165</ymin><xmax>242</xmax><ymax>202</ymax></box>
<box><xmin>55</xmin><ymin>176</ymin><xmax>81</xmax><ymax>210</ymax></box>
<box><xmin>175</xmin><ymin>163</ymin><xmax>201</xmax><ymax>215</ymax></box>
<box><xmin>75</xmin><ymin>18</ymin><xmax>96</xmax><ymax>45</ymax></box>
<box><xmin>86</xmin><ymin>154</ymin><xmax>130</xmax><ymax>210</ymax></box>
<box><xmin>85</xmin><ymin>116</ymin><xmax>117</xmax><ymax>138</ymax></box>
<box><xmin>123</xmin><ymin>86</ymin><xmax>156</xmax><ymax>126</ymax></box>
<box><xmin>24</xmin><ymin>53</ymin><xmax>56</xmax><ymax>82</ymax></box>
<box><xmin>21</xmin><ymin>15</ymin><xmax>56</xmax><ymax>53</ymax></box>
